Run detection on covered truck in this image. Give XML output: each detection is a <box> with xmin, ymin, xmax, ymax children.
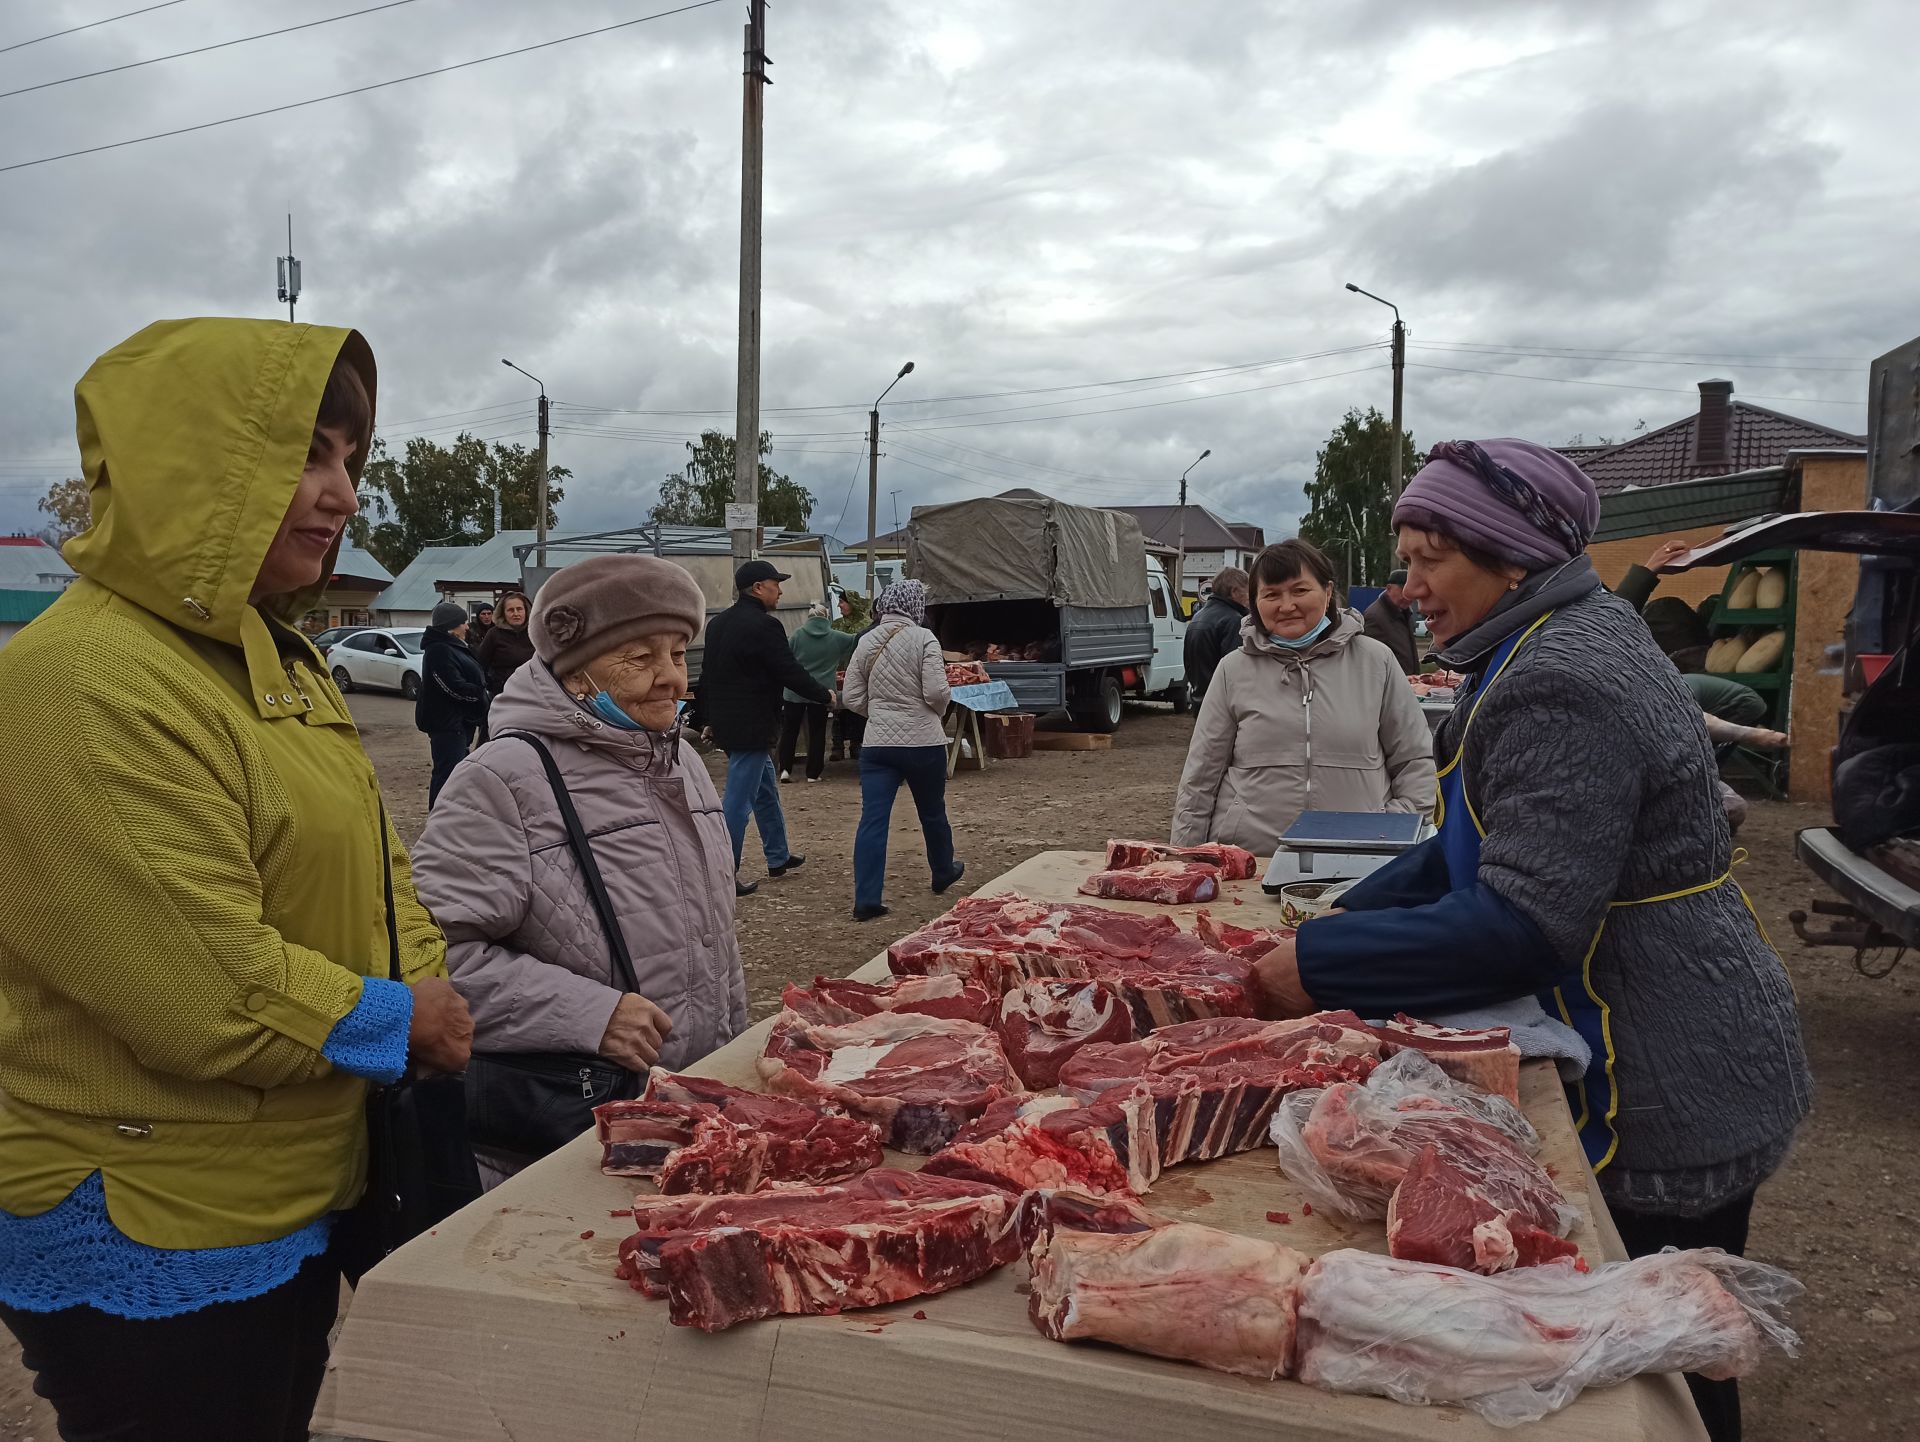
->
<box><xmin>907</xmin><ymin>494</ymin><xmax>1187</xmax><ymax>731</ymax></box>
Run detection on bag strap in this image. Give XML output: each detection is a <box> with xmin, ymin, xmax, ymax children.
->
<box><xmin>496</xmin><ymin>731</ymin><xmax>643</xmax><ymax>996</ymax></box>
<box><xmin>378</xmin><ymin>804</ymin><xmax>401</xmax><ymax>983</ymax></box>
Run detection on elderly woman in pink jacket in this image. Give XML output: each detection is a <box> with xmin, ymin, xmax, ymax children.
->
<box><xmin>411</xmin><ymin>555</ymin><xmax>745</xmax><ymax>1184</ymax></box>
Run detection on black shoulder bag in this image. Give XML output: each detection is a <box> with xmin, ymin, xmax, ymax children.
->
<box><xmin>460</xmin><ymin>732</ymin><xmax>645</xmax><ymax>1162</ymax></box>
<box><xmin>336</xmin><ymin>813</ymin><xmax>484</xmax><ymax>1285</ymax></box>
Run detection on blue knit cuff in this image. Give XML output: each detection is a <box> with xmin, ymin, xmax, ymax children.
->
<box><xmin>322</xmin><ymin>977</ymin><xmax>413</xmax><ymax>1083</ymax></box>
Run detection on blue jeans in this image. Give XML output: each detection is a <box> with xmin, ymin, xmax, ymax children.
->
<box><xmin>854</xmin><ymin>746</ymin><xmax>956</xmax><ymax>910</ymax></box>
<box><xmin>723</xmin><ymin>749</ymin><xmax>791</xmax><ymax>871</ymax></box>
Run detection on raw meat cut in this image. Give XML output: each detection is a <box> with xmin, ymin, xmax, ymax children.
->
<box><xmin>1294</xmin><ymin>1247</ymin><xmax>1802</xmax><ymax>1425</ymax></box>
<box><xmin>1029</xmin><ymin>1218</ymin><xmax>1311</xmax><ymax>1380</ymax></box>
<box><xmin>614</xmin><ymin>1169</ymin><xmax>1023</xmax><ymax>1331</ymax></box>
<box><xmin>924</xmin><ymin>1087</ymin><xmax>1160</xmax><ymax>1198</ymax></box>
<box><xmin>1079</xmin><ymin>861</ymin><xmax>1220</xmax><ymax>905</ymax></box>
<box><xmin>1269</xmin><ymin>1051</ymin><xmax>1578</xmax><ymax>1274</ymax></box>
<box><xmin>757</xmin><ymin>1009</ymin><xmax>1022</xmax><ymax>1152</ymax></box>
<box><xmin>1367</xmin><ymin>1014</ymin><xmax>1522</xmax><ymax>1102</ymax></box>
<box><xmin>594</xmin><ymin>1070</ymin><xmax>883</xmax><ymax>1192</ymax></box>
<box><xmin>1193</xmin><ymin>911</ymin><xmax>1294</xmax><ymax>964</ymax></box>
<box><xmin>1104</xmin><ymin>839</ymin><xmax>1260</xmax><ymax>880</ymax></box>
<box><xmin>888</xmin><ymin>894</ymin><xmax>1255</xmax><ymax>1028</ymax></box>
<box><xmin>780</xmin><ymin>973</ymin><xmax>995</xmax><ymax>1027</ymax></box>
<box><xmin>994</xmin><ymin>978</ymin><xmax>1135</xmax><ymax>1090</ymax></box>
<box><xmin>1387</xmin><ymin>1145</ymin><xmax>1580</xmax><ymax>1273</ymax></box>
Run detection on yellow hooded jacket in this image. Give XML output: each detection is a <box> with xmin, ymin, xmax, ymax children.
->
<box><xmin>0</xmin><ymin>318</ymin><xmax>446</xmax><ymax>1250</ymax></box>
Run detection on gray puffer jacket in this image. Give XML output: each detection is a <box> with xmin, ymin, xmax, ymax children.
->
<box><xmin>842</xmin><ymin>616</ymin><xmax>950</xmax><ymax>749</ymax></box>
<box><xmin>410</xmin><ymin>659</ymin><xmax>747</xmax><ymax>1073</ymax></box>
<box><xmin>1171</xmin><ymin>608</ymin><xmax>1436</xmax><ymax>852</ymax></box>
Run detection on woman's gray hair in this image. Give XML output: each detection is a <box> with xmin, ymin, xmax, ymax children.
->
<box><xmin>807</xmin><ymin>602</ymin><xmax>830</xmax><ymax>619</ymax></box>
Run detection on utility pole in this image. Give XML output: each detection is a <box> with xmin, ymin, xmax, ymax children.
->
<box><xmin>1175</xmin><ymin>448</ymin><xmax>1210</xmax><ymax>603</ymax></box>
<box><xmin>866</xmin><ymin>361</ymin><xmax>915</xmax><ymax>600</ymax></box>
<box><xmin>890</xmin><ymin>490</ymin><xmax>902</xmax><ymax>531</ymax></box>
<box><xmin>1345</xmin><ymin>282</ymin><xmax>1407</xmax><ymax>502</ymax></box>
<box><xmin>502</xmin><ymin>359</ymin><xmax>550</xmax><ymax>566</ymax></box>
<box><xmin>731</xmin><ymin>0</ymin><xmax>770</xmax><ymax>579</ymax></box>
<box><xmin>275</xmin><ymin>214</ymin><xmax>301</xmax><ymax>323</ymax></box>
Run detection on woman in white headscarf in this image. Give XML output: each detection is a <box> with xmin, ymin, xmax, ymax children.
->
<box><xmin>840</xmin><ymin>580</ymin><xmax>965</xmax><ymax>920</ymax></box>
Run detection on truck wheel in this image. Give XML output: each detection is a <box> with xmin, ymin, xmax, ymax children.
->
<box><xmin>1167</xmin><ymin>681</ymin><xmax>1191</xmax><ymax>715</ymax></box>
<box><xmin>1072</xmin><ymin>674</ymin><xmax>1123</xmax><ymax>734</ymax></box>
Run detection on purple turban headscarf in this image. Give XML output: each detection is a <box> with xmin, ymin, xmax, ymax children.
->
<box><xmin>1392</xmin><ymin>438</ymin><xmax>1600</xmax><ymax>570</ymax></box>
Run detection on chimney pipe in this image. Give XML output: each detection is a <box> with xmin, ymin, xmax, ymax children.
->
<box><xmin>1692</xmin><ymin>379</ymin><xmax>1734</xmax><ymax>476</ymax></box>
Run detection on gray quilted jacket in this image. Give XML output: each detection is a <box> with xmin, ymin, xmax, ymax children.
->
<box><xmin>410</xmin><ymin>660</ymin><xmax>747</xmax><ymax>1072</ymax></box>
<box><xmin>842</xmin><ymin>617</ymin><xmax>951</xmax><ymax>749</ymax></box>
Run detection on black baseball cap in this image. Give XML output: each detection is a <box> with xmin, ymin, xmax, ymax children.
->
<box><xmin>735</xmin><ymin>559</ymin><xmax>791</xmax><ymax>589</ymax></box>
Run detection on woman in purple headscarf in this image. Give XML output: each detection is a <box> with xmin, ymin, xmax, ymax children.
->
<box><xmin>1249</xmin><ymin>439</ymin><xmax>1808</xmax><ymax>1442</ymax></box>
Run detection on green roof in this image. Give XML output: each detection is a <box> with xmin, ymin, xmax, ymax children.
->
<box><xmin>0</xmin><ymin>588</ymin><xmax>61</xmax><ymax>625</ymax></box>
<box><xmin>1592</xmin><ymin>468</ymin><xmax>1792</xmax><ymax>545</ymax></box>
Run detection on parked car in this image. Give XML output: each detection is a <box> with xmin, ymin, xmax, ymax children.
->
<box><xmin>329</xmin><ymin>627</ymin><xmax>427</xmax><ymax>698</ymax></box>
<box><xmin>308</xmin><ymin>624</ymin><xmax>367</xmax><ymax>658</ymax></box>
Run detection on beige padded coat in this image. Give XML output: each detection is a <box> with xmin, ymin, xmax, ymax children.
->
<box><xmin>842</xmin><ymin>617</ymin><xmax>951</xmax><ymax>749</ymax></box>
<box><xmin>1171</xmin><ymin>609</ymin><xmax>1436</xmax><ymax>854</ymax></box>
<box><xmin>410</xmin><ymin>660</ymin><xmax>747</xmax><ymax>1073</ymax></box>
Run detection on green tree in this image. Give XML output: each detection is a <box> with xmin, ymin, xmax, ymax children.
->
<box><xmin>36</xmin><ymin>475</ymin><xmax>91</xmax><ymax>545</ymax></box>
<box><xmin>348</xmin><ymin>434</ymin><xmax>568</xmax><ymax>573</ymax></box>
<box><xmin>1298</xmin><ymin>407</ymin><xmax>1419</xmax><ymax>591</ymax></box>
<box><xmin>650</xmin><ymin>430</ymin><xmax>816</xmax><ymax>531</ymax></box>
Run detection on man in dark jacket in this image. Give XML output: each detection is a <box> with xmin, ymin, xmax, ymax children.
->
<box><xmin>416</xmin><ymin>600</ymin><xmax>489</xmax><ymax>806</ymax></box>
<box><xmin>700</xmin><ymin>560</ymin><xmax>833</xmax><ymax>894</ymax></box>
<box><xmin>1183</xmin><ymin>566</ymin><xmax>1248</xmax><ymax>699</ymax></box>
<box><xmin>1361</xmin><ymin>570</ymin><xmax>1419</xmax><ymax>675</ymax></box>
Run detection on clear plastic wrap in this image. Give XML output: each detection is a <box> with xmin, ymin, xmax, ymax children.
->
<box><xmin>1268</xmin><ymin>1050</ymin><xmax>1542</xmax><ymax>1220</ymax></box>
<box><xmin>1294</xmin><ymin>1247</ymin><xmax>1803</xmax><ymax>1427</ymax></box>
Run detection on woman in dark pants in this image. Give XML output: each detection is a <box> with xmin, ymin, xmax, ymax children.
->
<box><xmin>417</xmin><ymin>599</ymin><xmax>489</xmax><ymax>805</ymax></box>
<box><xmin>1248</xmin><ymin>439</ymin><xmax>1809</xmax><ymax>1442</ymax></box>
<box><xmin>840</xmin><ymin>580</ymin><xmax>965</xmax><ymax>921</ymax></box>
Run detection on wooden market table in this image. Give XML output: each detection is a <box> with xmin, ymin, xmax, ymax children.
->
<box><xmin>313</xmin><ymin>854</ymin><xmax>1707</xmax><ymax>1442</ymax></box>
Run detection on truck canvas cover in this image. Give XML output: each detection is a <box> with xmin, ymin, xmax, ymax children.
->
<box><xmin>908</xmin><ymin>496</ymin><xmax>1149</xmax><ymax>610</ymax></box>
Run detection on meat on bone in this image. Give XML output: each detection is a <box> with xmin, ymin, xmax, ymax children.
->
<box><xmin>994</xmin><ymin>978</ymin><xmax>1135</xmax><ymax>1090</ymax></box>
<box><xmin>757</xmin><ymin>1009</ymin><xmax>1022</xmax><ymax>1153</ymax></box>
<box><xmin>780</xmin><ymin>973</ymin><xmax>996</xmax><ymax>1027</ymax></box>
<box><xmin>1103</xmin><ymin>838</ymin><xmax>1260</xmax><ymax>880</ymax></box>
<box><xmin>1079</xmin><ymin>860</ymin><xmax>1222</xmax><ymax>906</ymax></box>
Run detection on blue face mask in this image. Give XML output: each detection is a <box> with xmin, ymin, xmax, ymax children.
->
<box><xmin>1268</xmin><ymin>615</ymin><xmax>1332</xmax><ymax>649</ymax></box>
<box><xmin>584</xmin><ymin>677</ymin><xmax>687</xmax><ymax>733</ymax></box>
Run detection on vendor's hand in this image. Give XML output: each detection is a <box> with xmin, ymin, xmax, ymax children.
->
<box><xmin>1251</xmin><ymin>937</ymin><xmax>1318</xmax><ymax>1020</ymax></box>
<box><xmin>407</xmin><ymin>977</ymin><xmax>474</xmax><ymax>1076</ymax></box>
<box><xmin>828</xmin><ymin>689</ymin><xmax>840</xmax><ymax>709</ymax></box>
<box><xmin>1644</xmin><ymin>537</ymin><xmax>1692</xmax><ymax>571</ymax></box>
<box><xmin>600</xmin><ymin>993</ymin><xmax>674</xmax><ymax>1071</ymax></box>
<box><xmin>1745</xmin><ymin>727</ymin><xmax>1790</xmax><ymax>750</ymax></box>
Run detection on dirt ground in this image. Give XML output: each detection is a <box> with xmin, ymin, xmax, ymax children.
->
<box><xmin>3</xmin><ymin>693</ymin><xmax>1915</xmax><ymax>1440</ymax></box>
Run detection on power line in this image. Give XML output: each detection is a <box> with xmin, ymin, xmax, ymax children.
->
<box><xmin>828</xmin><ymin>454</ymin><xmax>869</xmax><ymax>543</ymax></box>
<box><xmin>375</xmin><ymin>399</ymin><xmax>530</xmax><ymax>430</ymax></box>
<box><xmin>1420</xmin><ymin>338</ymin><xmax>1865</xmax><ymax>366</ymax></box>
<box><xmin>0</xmin><ymin>1</ymin><xmax>188</xmax><ymax>56</ymax></box>
<box><xmin>1407</xmin><ymin>360</ymin><xmax>1868</xmax><ymax>408</ymax></box>
<box><xmin>0</xmin><ymin>0</ymin><xmax>727</xmax><ymax>175</ymax></box>
<box><xmin>1407</xmin><ymin>342</ymin><xmax>1860</xmax><ymax>375</ymax></box>
<box><xmin>0</xmin><ymin>0</ymin><xmax>421</xmax><ymax>102</ymax></box>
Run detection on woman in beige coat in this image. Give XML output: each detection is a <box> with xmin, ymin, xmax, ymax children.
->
<box><xmin>1172</xmin><ymin>539</ymin><xmax>1435</xmax><ymax>855</ymax></box>
<box><xmin>411</xmin><ymin>555</ymin><xmax>746</xmax><ymax>1183</ymax></box>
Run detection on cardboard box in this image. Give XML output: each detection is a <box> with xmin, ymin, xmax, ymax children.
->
<box><xmin>315</xmin><ymin>854</ymin><xmax>1707</xmax><ymax>1442</ymax></box>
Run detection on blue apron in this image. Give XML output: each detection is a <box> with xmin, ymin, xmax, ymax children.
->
<box><xmin>1431</xmin><ymin>612</ymin><xmax>1623</xmax><ymax>1168</ymax></box>
<box><xmin>1432</xmin><ymin>611</ymin><xmax>1765</xmax><ymax>1172</ymax></box>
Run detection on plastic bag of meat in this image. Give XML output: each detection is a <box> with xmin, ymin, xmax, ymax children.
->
<box><xmin>1294</xmin><ymin>1247</ymin><xmax>1802</xmax><ymax>1426</ymax></box>
<box><xmin>1270</xmin><ymin>1051</ymin><xmax>1580</xmax><ymax>1273</ymax></box>
<box><xmin>1269</xmin><ymin>1050</ymin><xmax>1540</xmax><ymax>1218</ymax></box>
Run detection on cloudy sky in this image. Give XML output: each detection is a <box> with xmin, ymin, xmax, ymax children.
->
<box><xmin>0</xmin><ymin>0</ymin><xmax>1909</xmax><ymax>549</ymax></box>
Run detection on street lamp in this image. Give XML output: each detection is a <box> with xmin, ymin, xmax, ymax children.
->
<box><xmin>1175</xmin><ymin>448</ymin><xmax>1211</xmax><ymax>603</ymax></box>
<box><xmin>501</xmin><ymin>358</ymin><xmax>551</xmax><ymax>567</ymax></box>
<box><xmin>1344</xmin><ymin>282</ymin><xmax>1407</xmax><ymax>502</ymax></box>
<box><xmin>867</xmin><ymin>360</ymin><xmax>915</xmax><ymax>600</ymax></box>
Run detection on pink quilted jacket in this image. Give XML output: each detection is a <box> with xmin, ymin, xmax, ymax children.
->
<box><xmin>410</xmin><ymin>660</ymin><xmax>747</xmax><ymax>1071</ymax></box>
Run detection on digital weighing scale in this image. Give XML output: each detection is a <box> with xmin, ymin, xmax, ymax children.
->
<box><xmin>1262</xmin><ymin>809</ymin><xmax>1434</xmax><ymax>891</ymax></box>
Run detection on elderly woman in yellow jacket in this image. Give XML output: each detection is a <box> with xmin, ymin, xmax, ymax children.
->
<box><xmin>0</xmin><ymin>319</ymin><xmax>472</xmax><ymax>1442</ymax></box>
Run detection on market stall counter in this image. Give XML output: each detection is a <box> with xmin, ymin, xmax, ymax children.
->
<box><xmin>313</xmin><ymin>853</ymin><xmax>1708</xmax><ymax>1442</ymax></box>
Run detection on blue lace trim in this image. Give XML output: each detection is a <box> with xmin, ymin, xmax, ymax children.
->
<box><xmin>321</xmin><ymin>975</ymin><xmax>413</xmax><ymax>1084</ymax></box>
<box><xmin>0</xmin><ymin>1174</ymin><xmax>331</xmax><ymax>1320</ymax></box>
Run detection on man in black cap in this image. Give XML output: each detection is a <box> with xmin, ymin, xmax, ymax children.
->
<box><xmin>1361</xmin><ymin>568</ymin><xmax>1420</xmax><ymax>675</ymax></box>
<box><xmin>699</xmin><ymin>560</ymin><xmax>834</xmax><ymax>895</ymax></box>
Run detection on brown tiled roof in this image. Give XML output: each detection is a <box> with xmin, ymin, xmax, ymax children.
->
<box><xmin>1116</xmin><ymin>504</ymin><xmax>1265</xmax><ymax>551</ymax></box>
<box><xmin>1561</xmin><ymin>403</ymin><xmax>1861</xmax><ymax>495</ymax></box>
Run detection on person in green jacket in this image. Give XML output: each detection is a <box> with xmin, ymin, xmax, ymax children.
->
<box><xmin>781</xmin><ymin>603</ymin><xmax>857</xmax><ymax>781</ymax></box>
<box><xmin>1616</xmin><ymin>537</ymin><xmax>1768</xmax><ymax>725</ymax></box>
<box><xmin>0</xmin><ymin>319</ymin><xmax>473</xmax><ymax>1441</ymax></box>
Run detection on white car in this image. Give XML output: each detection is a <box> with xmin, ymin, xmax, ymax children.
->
<box><xmin>329</xmin><ymin>627</ymin><xmax>426</xmax><ymax>699</ymax></box>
